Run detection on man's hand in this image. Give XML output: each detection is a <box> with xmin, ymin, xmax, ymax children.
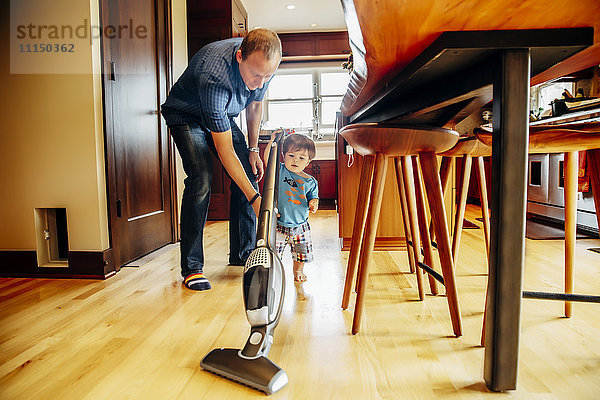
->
<box><xmin>308</xmin><ymin>199</ymin><xmax>319</xmax><ymax>213</ymax></box>
<box><xmin>249</xmin><ymin>151</ymin><xmax>264</xmax><ymax>182</ymax></box>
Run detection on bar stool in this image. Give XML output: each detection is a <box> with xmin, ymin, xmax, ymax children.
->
<box><xmin>475</xmin><ymin>121</ymin><xmax>600</xmax><ymax>318</ymax></box>
<box><xmin>399</xmin><ymin>155</ymin><xmax>441</xmax><ymax>297</ymax></box>
<box><xmin>437</xmin><ymin>136</ymin><xmax>492</xmax><ymax>264</ymax></box>
<box><xmin>339</xmin><ymin>123</ymin><xmax>462</xmax><ymax>336</ymax></box>
<box><xmin>400</xmin><ymin>137</ymin><xmax>492</xmax><ymax>306</ymax></box>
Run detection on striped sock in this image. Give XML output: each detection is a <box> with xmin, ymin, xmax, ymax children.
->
<box><xmin>184</xmin><ymin>273</ymin><xmax>211</xmax><ymax>291</ymax></box>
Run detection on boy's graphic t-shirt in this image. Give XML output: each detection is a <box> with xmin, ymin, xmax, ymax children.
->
<box><xmin>277</xmin><ymin>163</ymin><xmax>319</xmax><ymax>227</ymax></box>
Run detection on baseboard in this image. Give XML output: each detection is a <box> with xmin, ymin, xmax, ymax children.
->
<box><xmin>319</xmin><ymin>199</ymin><xmax>337</xmax><ymax>210</ymax></box>
<box><xmin>0</xmin><ymin>249</ymin><xmax>115</xmax><ymax>279</ymax></box>
<box><xmin>527</xmin><ymin>213</ymin><xmax>599</xmax><ymax>238</ymax></box>
<box><xmin>340</xmin><ymin>237</ymin><xmax>407</xmax><ymax>251</ymax></box>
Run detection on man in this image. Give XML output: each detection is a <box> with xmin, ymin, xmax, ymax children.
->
<box><xmin>161</xmin><ymin>28</ymin><xmax>281</xmax><ymax>291</ymax></box>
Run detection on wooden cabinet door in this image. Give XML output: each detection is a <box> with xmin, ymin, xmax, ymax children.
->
<box><xmin>279</xmin><ymin>32</ymin><xmax>350</xmax><ymax>57</ymax></box>
<box><xmin>281</xmin><ymin>35</ymin><xmax>316</xmax><ymax>57</ymax></box>
<box><xmin>305</xmin><ymin>163</ymin><xmax>318</xmax><ymax>179</ymax></box>
<box><xmin>315</xmin><ymin>32</ymin><xmax>352</xmax><ymax>56</ymax></box>
<box><xmin>315</xmin><ymin>160</ymin><xmax>337</xmax><ymax>200</ymax></box>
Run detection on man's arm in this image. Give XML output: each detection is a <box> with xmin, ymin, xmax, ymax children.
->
<box><xmin>263</xmin><ymin>131</ymin><xmax>275</xmax><ymax>166</ymax></box>
<box><xmin>246</xmin><ymin>101</ymin><xmax>264</xmax><ymax>182</ymax></box>
<box><xmin>212</xmin><ymin>129</ymin><xmax>261</xmax><ymax>217</ymax></box>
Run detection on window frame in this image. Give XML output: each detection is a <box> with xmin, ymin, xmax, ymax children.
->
<box><xmin>263</xmin><ymin>64</ymin><xmax>349</xmax><ymax>140</ymax></box>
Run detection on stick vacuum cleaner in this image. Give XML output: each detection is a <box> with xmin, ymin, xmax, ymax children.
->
<box><xmin>200</xmin><ymin>130</ymin><xmax>288</xmax><ymax>395</ymax></box>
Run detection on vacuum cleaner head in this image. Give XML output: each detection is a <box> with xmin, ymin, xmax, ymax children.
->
<box><xmin>201</xmin><ymin>244</ymin><xmax>286</xmax><ymax>394</ymax></box>
<box><xmin>201</xmin><ymin>348</ymin><xmax>288</xmax><ymax>395</ymax></box>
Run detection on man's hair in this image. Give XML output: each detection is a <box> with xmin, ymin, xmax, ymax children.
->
<box><xmin>282</xmin><ymin>133</ymin><xmax>316</xmax><ymax>160</ymax></box>
<box><xmin>239</xmin><ymin>28</ymin><xmax>282</xmax><ymax>61</ymax></box>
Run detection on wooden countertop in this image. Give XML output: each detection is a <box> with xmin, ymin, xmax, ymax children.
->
<box><xmin>341</xmin><ymin>0</ymin><xmax>600</xmax><ymax>118</ymax></box>
<box><xmin>530</xmin><ymin>108</ymin><xmax>600</xmax><ymax>126</ymax></box>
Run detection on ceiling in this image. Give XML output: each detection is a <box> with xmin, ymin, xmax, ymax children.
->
<box><xmin>242</xmin><ymin>0</ymin><xmax>347</xmax><ymax>33</ymax></box>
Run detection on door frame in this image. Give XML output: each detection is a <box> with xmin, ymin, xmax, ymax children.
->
<box><xmin>100</xmin><ymin>0</ymin><xmax>178</xmax><ymax>269</ymax></box>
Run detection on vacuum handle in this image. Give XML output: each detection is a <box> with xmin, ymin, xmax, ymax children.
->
<box><xmin>273</xmin><ymin>128</ymin><xmax>284</xmax><ymax>144</ymax></box>
<box><xmin>256</xmin><ymin>129</ymin><xmax>285</xmax><ymax>250</ymax></box>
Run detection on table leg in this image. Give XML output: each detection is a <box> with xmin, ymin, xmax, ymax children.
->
<box><xmin>564</xmin><ymin>152</ymin><xmax>578</xmax><ymax>318</ymax></box>
<box><xmin>484</xmin><ymin>49</ymin><xmax>530</xmax><ymax>392</ymax></box>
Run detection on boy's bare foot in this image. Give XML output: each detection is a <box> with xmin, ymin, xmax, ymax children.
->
<box><xmin>293</xmin><ymin>271</ymin><xmax>307</xmax><ymax>282</ymax></box>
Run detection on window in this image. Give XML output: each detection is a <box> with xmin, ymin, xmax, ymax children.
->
<box><xmin>263</xmin><ymin>67</ymin><xmax>350</xmax><ymax>140</ymax></box>
<box><xmin>530</xmin><ymin>81</ymin><xmax>575</xmax><ymax>117</ymax></box>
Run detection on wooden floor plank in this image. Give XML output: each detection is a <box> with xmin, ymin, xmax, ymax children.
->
<box><xmin>1</xmin><ymin>207</ymin><xmax>599</xmax><ymax>399</ymax></box>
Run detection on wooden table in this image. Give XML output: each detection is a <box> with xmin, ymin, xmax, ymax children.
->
<box><xmin>339</xmin><ymin>0</ymin><xmax>599</xmax><ymax>392</ymax></box>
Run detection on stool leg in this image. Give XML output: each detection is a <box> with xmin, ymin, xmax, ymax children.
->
<box><xmin>342</xmin><ymin>156</ymin><xmax>375</xmax><ymax>310</ymax></box>
<box><xmin>395</xmin><ymin>158</ymin><xmax>417</xmax><ymax>274</ymax></box>
<box><xmin>430</xmin><ymin>157</ymin><xmax>453</xmax><ymax>241</ymax></box>
<box><xmin>476</xmin><ymin>156</ymin><xmax>491</xmax><ymax>346</ymax></box>
<box><xmin>419</xmin><ymin>151</ymin><xmax>463</xmax><ymax>337</ymax></box>
<box><xmin>587</xmin><ymin>149</ymin><xmax>600</xmax><ymax>237</ymax></box>
<box><xmin>400</xmin><ymin>156</ymin><xmax>425</xmax><ymax>300</ymax></box>
<box><xmin>564</xmin><ymin>152</ymin><xmax>578</xmax><ymax>318</ymax></box>
<box><xmin>352</xmin><ymin>153</ymin><xmax>388</xmax><ymax>334</ymax></box>
<box><xmin>475</xmin><ymin>156</ymin><xmax>491</xmax><ymax>260</ymax></box>
<box><xmin>452</xmin><ymin>156</ymin><xmax>473</xmax><ymax>263</ymax></box>
<box><xmin>429</xmin><ymin>157</ymin><xmax>453</xmax><ymax>242</ymax></box>
<box><xmin>412</xmin><ymin>156</ymin><xmax>439</xmax><ymax>295</ymax></box>
<box><xmin>440</xmin><ymin>156</ymin><xmax>453</xmax><ymax>193</ymax></box>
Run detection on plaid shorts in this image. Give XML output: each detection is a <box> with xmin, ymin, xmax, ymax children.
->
<box><xmin>276</xmin><ymin>221</ymin><xmax>314</xmax><ymax>263</ymax></box>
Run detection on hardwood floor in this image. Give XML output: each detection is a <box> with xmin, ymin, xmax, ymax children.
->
<box><xmin>1</xmin><ymin>206</ymin><xmax>599</xmax><ymax>399</ymax></box>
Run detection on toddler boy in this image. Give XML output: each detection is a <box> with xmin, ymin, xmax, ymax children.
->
<box><xmin>264</xmin><ymin>133</ymin><xmax>319</xmax><ymax>282</ymax></box>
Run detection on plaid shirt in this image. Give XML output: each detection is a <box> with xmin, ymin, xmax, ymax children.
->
<box><xmin>161</xmin><ymin>38</ymin><xmax>271</xmax><ymax>131</ymax></box>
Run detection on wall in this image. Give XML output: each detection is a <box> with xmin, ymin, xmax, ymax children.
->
<box><xmin>0</xmin><ymin>0</ymin><xmax>189</xmax><ymax>254</ymax></box>
<box><xmin>0</xmin><ymin>0</ymin><xmax>108</xmax><ymax>252</ymax></box>
<box><xmin>171</xmin><ymin>0</ymin><xmax>187</xmax><ymax>228</ymax></box>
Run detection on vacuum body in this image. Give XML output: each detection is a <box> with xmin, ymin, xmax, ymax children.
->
<box><xmin>201</xmin><ymin>131</ymin><xmax>288</xmax><ymax>395</ymax></box>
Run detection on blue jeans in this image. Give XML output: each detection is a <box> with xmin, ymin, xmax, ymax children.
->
<box><xmin>170</xmin><ymin>121</ymin><xmax>257</xmax><ymax>277</ymax></box>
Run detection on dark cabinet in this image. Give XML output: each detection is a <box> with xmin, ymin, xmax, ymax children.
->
<box><xmin>305</xmin><ymin>159</ymin><xmax>337</xmax><ymax>209</ymax></box>
<box><xmin>258</xmin><ymin>142</ymin><xmax>337</xmax><ymax>209</ymax></box>
<box><xmin>187</xmin><ymin>0</ymin><xmax>247</xmax><ymax>59</ymax></box>
<box><xmin>186</xmin><ymin>0</ymin><xmax>247</xmax><ymax>220</ymax></box>
<box><xmin>279</xmin><ymin>32</ymin><xmax>350</xmax><ymax>58</ymax></box>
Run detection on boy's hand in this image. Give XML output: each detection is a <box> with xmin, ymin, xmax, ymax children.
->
<box><xmin>270</xmin><ymin>128</ymin><xmax>284</xmax><ymax>142</ymax></box>
<box><xmin>308</xmin><ymin>199</ymin><xmax>319</xmax><ymax>213</ymax></box>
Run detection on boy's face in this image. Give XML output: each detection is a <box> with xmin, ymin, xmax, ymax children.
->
<box><xmin>283</xmin><ymin>148</ymin><xmax>311</xmax><ymax>174</ymax></box>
